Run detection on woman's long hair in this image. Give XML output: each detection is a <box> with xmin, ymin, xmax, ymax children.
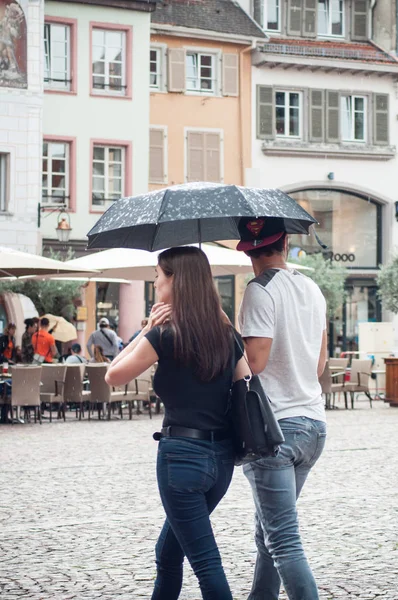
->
<box><xmin>157</xmin><ymin>246</ymin><xmax>232</xmax><ymax>381</ymax></box>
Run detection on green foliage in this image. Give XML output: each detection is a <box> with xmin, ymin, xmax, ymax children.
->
<box><xmin>289</xmin><ymin>253</ymin><xmax>347</xmax><ymax>317</ymax></box>
<box><xmin>377</xmin><ymin>256</ymin><xmax>398</xmax><ymax>314</ymax></box>
<box><xmin>0</xmin><ymin>249</ymin><xmax>82</xmax><ymax>320</ymax></box>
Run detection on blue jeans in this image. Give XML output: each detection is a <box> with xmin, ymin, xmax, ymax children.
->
<box><xmin>152</xmin><ymin>436</ymin><xmax>235</xmax><ymax>600</ymax></box>
<box><xmin>243</xmin><ymin>417</ymin><xmax>327</xmax><ymax>600</ymax></box>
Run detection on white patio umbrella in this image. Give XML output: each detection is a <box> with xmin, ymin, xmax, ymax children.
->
<box><xmin>0</xmin><ymin>246</ymin><xmax>99</xmax><ymax>278</ymax></box>
<box><xmin>58</xmin><ymin>244</ymin><xmax>312</xmax><ymax>281</ymax></box>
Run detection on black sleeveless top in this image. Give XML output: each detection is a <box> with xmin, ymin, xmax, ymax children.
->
<box><xmin>145</xmin><ymin>326</ymin><xmax>244</xmax><ymax>430</ymax></box>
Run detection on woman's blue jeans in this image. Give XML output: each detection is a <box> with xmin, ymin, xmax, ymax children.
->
<box><xmin>151</xmin><ymin>436</ymin><xmax>235</xmax><ymax>600</ymax></box>
<box><xmin>243</xmin><ymin>417</ymin><xmax>327</xmax><ymax>600</ymax></box>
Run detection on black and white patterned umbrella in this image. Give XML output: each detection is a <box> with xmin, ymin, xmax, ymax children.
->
<box><xmin>87</xmin><ymin>182</ymin><xmax>317</xmax><ymax>251</ymax></box>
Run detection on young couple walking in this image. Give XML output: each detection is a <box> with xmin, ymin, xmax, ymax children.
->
<box><xmin>106</xmin><ymin>217</ymin><xmax>327</xmax><ymax>600</ymax></box>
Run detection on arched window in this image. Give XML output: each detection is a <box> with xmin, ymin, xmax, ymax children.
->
<box><xmin>289</xmin><ymin>189</ymin><xmax>381</xmax><ymax>269</ymax></box>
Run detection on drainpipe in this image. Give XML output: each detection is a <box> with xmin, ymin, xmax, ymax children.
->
<box><xmin>239</xmin><ymin>41</ymin><xmax>257</xmax><ymax>185</ymax></box>
<box><xmin>369</xmin><ymin>0</ymin><xmax>377</xmax><ymax>40</ymax></box>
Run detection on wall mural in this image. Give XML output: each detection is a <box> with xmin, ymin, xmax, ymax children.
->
<box><xmin>0</xmin><ymin>0</ymin><xmax>27</xmax><ymax>89</ymax></box>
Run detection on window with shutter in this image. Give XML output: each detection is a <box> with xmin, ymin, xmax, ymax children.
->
<box><xmin>318</xmin><ymin>0</ymin><xmax>344</xmax><ymax>36</ymax></box>
<box><xmin>326</xmin><ymin>90</ymin><xmax>340</xmax><ymax>142</ymax></box>
<box><xmin>149</xmin><ymin>128</ymin><xmax>166</xmax><ymax>184</ymax></box>
<box><xmin>310</xmin><ymin>89</ymin><xmax>324</xmax><ymax>142</ymax></box>
<box><xmin>257</xmin><ymin>85</ymin><xmax>274</xmax><ymax>139</ymax></box>
<box><xmin>168</xmin><ymin>48</ymin><xmax>186</xmax><ymax>93</ymax></box>
<box><xmin>287</xmin><ymin>0</ymin><xmax>303</xmax><ymax>36</ymax></box>
<box><xmin>253</xmin><ymin>0</ymin><xmax>264</xmax><ymax>27</ymax></box>
<box><xmin>264</xmin><ymin>0</ymin><xmax>281</xmax><ymax>31</ymax></box>
<box><xmin>373</xmin><ymin>94</ymin><xmax>389</xmax><ymax>145</ymax></box>
<box><xmin>222</xmin><ymin>54</ymin><xmax>239</xmax><ymax>97</ymax></box>
<box><xmin>351</xmin><ymin>0</ymin><xmax>368</xmax><ymax>41</ymax></box>
<box><xmin>186</xmin><ymin>131</ymin><xmax>222</xmax><ymax>183</ymax></box>
<box><xmin>303</xmin><ymin>0</ymin><xmax>317</xmax><ymax>37</ymax></box>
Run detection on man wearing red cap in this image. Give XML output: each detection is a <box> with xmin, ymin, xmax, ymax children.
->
<box><xmin>237</xmin><ymin>217</ymin><xmax>327</xmax><ymax>600</ymax></box>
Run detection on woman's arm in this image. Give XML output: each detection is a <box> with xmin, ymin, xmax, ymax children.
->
<box><xmin>105</xmin><ymin>303</ymin><xmax>171</xmax><ymax>387</ymax></box>
<box><xmin>233</xmin><ymin>356</ymin><xmax>251</xmax><ymax>382</ymax></box>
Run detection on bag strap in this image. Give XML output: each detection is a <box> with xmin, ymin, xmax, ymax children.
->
<box><xmin>100</xmin><ymin>329</ymin><xmax>113</xmax><ymax>346</ymax></box>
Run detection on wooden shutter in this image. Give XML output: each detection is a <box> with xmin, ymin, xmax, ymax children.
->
<box><xmin>326</xmin><ymin>90</ymin><xmax>340</xmax><ymax>143</ymax></box>
<box><xmin>205</xmin><ymin>133</ymin><xmax>221</xmax><ymax>182</ymax></box>
<box><xmin>351</xmin><ymin>0</ymin><xmax>368</xmax><ymax>41</ymax></box>
<box><xmin>373</xmin><ymin>94</ymin><xmax>389</xmax><ymax>145</ymax></box>
<box><xmin>149</xmin><ymin>128</ymin><xmax>165</xmax><ymax>183</ymax></box>
<box><xmin>168</xmin><ymin>48</ymin><xmax>186</xmax><ymax>93</ymax></box>
<box><xmin>309</xmin><ymin>89</ymin><xmax>324</xmax><ymax>142</ymax></box>
<box><xmin>257</xmin><ymin>85</ymin><xmax>274</xmax><ymax>140</ymax></box>
<box><xmin>222</xmin><ymin>54</ymin><xmax>239</xmax><ymax>97</ymax></box>
<box><xmin>252</xmin><ymin>0</ymin><xmax>263</xmax><ymax>27</ymax></box>
<box><xmin>303</xmin><ymin>0</ymin><xmax>317</xmax><ymax>37</ymax></box>
<box><xmin>187</xmin><ymin>132</ymin><xmax>205</xmax><ymax>182</ymax></box>
<box><xmin>287</xmin><ymin>0</ymin><xmax>303</xmax><ymax>36</ymax></box>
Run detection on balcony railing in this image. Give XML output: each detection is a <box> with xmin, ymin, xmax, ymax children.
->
<box><xmin>259</xmin><ymin>43</ymin><xmax>393</xmax><ymax>63</ymax></box>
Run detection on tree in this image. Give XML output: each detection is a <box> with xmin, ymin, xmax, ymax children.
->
<box><xmin>377</xmin><ymin>256</ymin><xmax>398</xmax><ymax>314</ymax></box>
<box><xmin>289</xmin><ymin>253</ymin><xmax>346</xmax><ymax>317</ymax></box>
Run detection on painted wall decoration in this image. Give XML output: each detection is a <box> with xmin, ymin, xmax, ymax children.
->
<box><xmin>0</xmin><ymin>0</ymin><xmax>27</xmax><ymax>89</ymax></box>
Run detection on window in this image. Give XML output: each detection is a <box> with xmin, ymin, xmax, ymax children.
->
<box><xmin>264</xmin><ymin>0</ymin><xmax>280</xmax><ymax>31</ymax></box>
<box><xmin>318</xmin><ymin>0</ymin><xmax>344</xmax><ymax>36</ymax></box>
<box><xmin>42</xmin><ymin>142</ymin><xmax>69</xmax><ymax>206</ymax></box>
<box><xmin>341</xmin><ymin>95</ymin><xmax>366</xmax><ymax>142</ymax></box>
<box><xmin>186</xmin><ymin>130</ymin><xmax>222</xmax><ymax>183</ymax></box>
<box><xmin>186</xmin><ymin>52</ymin><xmax>216</xmax><ymax>94</ymax></box>
<box><xmin>150</xmin><ymin>47</ymin><xmax>162</xmax><ymax>90</ymax></box>
<box><xmin>92</xmin><ymin>29</ymin><xmax>126</xmax><ymax>94</ymax></box>
<box><xmin>44</xmin><ymin>23</ymin><xmax>71</xmax><ymax>90</ymax></box>
<box><xmin>0</xmin><ymin>153</ymin><xmax>8</xmax><ymax>212</ymax></box>
<box><xmin>92</xmin><ymin>145</ymin><xmax>124</xmax><ymax>206</ymax></box>
<box><xmin>275</xmin><ymin>91</ymin><xmax>301</xmax><ymax>137</ymax></box>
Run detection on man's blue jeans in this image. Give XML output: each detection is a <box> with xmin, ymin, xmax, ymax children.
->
<box><xmin>243</xmin><ymin>417</ymin><xmax>327</xmax><ymax>600</ymax></box>
<box><xmin>152</xmin><ymin>436</ymin><xmax>235</xmax><ymax>600</ymax></box>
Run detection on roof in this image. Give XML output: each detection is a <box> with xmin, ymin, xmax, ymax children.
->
<box><xmin>260</xmin><ymin>38</ymin><xmax>398</xmax><ymax>65</ymax></box>
<box><xmin>152</xmin><ymin>0</ymin><xmax>266</xmax><ymax>39</ymax></box>
<box><xmin>56</xmin><ymin>0</ymin><xmax>158</xmax><ymax>12</ymax></box>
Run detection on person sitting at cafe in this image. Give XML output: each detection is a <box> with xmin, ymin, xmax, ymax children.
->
<box><xmin>91</xmin><ymin>345</ymin><xmax>110</xmax><ymax>363</ymax></box>
<box><xmin>21</xmin><ymin>318</ymin><xmax>38</xmax><ymax>364</ymax></box>
<box><xmin>0</xmin><ymin>323</ymin><xmax>17</xmax><ymax>364</ymax></box>
<box><xmin>31</xmin><ymin>317</ymin><xmax>58</xmax><ymax>364</ymax></box>
<box><xmin>65</xmin><ymin>343</ymin><xmax>88</xmax><ymax>364</ymax></box>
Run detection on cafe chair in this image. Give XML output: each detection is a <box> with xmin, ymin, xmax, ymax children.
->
<box><xmin>10</xmin><ymin>365</ymin><xmax>42</xmax><ymax>424</ymax></box>
<box><xmin>86</xmin><ymin>364</ymin><xmax>135</xmax><ymax>420</ymax></box>
<box><xmin>329</xmin><ymin>357</ymin><xmax>349</xmax><ymax>409</ymax></box>
<box><xmin>127</xmin><ymin>367</ymin><xmax>154</xmax><ymax>419</ymax></box>
<box><xmin>64</xmin><ymin>364</ymin><xmax>91</xmax><ymax>420</ymax></box>
<box><xmin>40</xmin><ymin>364</ymin><xmax>67</xmax><ymax>422</ymax></box>
<box><xmin>344</xmin><ymin>359</ymin><xmax>373</xmax><ymax>409</ymax></box>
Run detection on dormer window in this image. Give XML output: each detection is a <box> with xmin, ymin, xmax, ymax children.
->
<box><xmin>318</xmin><ymin>0</ymin><xmax>344</xmax><ymax>37</ymax></box>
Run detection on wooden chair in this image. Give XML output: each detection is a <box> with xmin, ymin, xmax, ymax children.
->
<box><xmin>86</xmin><ymin>364</ymin><xmax>135</xmax><ymax>420</ymax></box>
<box><xmin>127</xmin><ymin>367</ymin><xmax>154</xmax><ymax>419</ymax></box>
<box><xmin>10</xmin><ymin>366</ymin><xmax>42</xmax><ymax>424</ymax></box>
<box><xmin>40</xmin><ymin>364</ymin><xmax>67</xmax><ymax>421</ymax></box>
<box><xmin>345</xmin><ymin>359</ymin><xmax>373</xmax><ymax>408</ymax></box>
<box><xmin>64</xmin><ymin>364</ymin><xmax>91</xmax><ymax>420</ymax></box>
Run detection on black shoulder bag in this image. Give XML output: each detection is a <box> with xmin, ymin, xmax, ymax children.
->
<box><xmin>229</xmin><ymin>333</ymin><xmax>285</xmax><ymax>466</ymax></box>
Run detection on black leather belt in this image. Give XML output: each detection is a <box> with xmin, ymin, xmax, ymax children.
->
<box><xmin>153</xmin><ymin>426</ymin><xmax>230</xmax><ymax>442</ymax></box>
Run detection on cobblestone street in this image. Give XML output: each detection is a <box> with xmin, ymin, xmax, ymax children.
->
<box><xmin>1</xmin><ymin>400</ymin><xmax>398</xmax><ymax>600</ymax></box>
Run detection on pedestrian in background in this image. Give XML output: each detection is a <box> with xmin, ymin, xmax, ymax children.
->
<box><xmin>31</xmin><ymin>317</ymin><xmax>58</xmax><ymax>364</ymax></box>
<box><xmin>105</xmin><ymin>246</ymin><xmax>249</xmax><ymax>600</ymax></box>
<box><xmin>237</xmin><ymin>217</ymin><xmax>327</xmax><ymax>600</ymax></box>
<box><xmin>86</xmin><ymin>317</ymin><xmax>119</xmax><ymax>361</ymax></box>
<box><xmin>91</xmin><ymin>345</ymin><xmax>110</xmax><ymax>363</ymax></box>
<box><xmin>65</xmin><ymin>343</ymin><xmax>88</xmax><ymax>364</ymax></box>
<box><xmin>0</xmin><ymin>323</ymin><xmax>17</xmax><ymax>364</ymax></box>
<box><xmin>21</xmin><ymin>318</ymin><xmax>38</xmax><ymax>364</ymax></box>
<box><xmin>129</xmin><ymin>318</ymin><xmax>148</xmax><ymax>343</ymax></box>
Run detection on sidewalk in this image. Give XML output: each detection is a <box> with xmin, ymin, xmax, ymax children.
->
<box><xmin>1</xmin><ymin>400</ymin><xmax>397</xmax><ymax>599</ymax></box>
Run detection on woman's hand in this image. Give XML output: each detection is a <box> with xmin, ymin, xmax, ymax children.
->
<box><xmin>146</xmin><ymin>303</ymin><xmax>172</xmax><ymax>330</ymax></box>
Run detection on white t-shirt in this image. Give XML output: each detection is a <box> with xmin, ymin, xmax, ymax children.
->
<box><xmin>239</xmin><ymin>268</ymin><xmax>326</xmax><ymax>423</ymax></box>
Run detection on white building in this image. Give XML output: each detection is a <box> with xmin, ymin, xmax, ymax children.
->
<box><xmin>241</xmin><ymin>0</ymin><xmax>398</xmax><ymax>354</ymax></box>
<box><xmin>41</xmin><ymin>0</ymin><xmax>157</xmax><ymax>342</ymax></box>
<box><xmin>0</xmin><ymin>0</ymin><xmax>43</xmax><ymax>253</ymax></box>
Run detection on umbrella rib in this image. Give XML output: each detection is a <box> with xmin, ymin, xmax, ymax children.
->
<box><xmin>151</xmin><ymin>187</ymin><xmax>171</xmax><ymax>251</ymax></box>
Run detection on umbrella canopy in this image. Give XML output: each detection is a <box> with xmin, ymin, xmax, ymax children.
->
<box><xmin>87</xmin><ymin>183</ymin><xmax>317</xmax><ymax>251</ymax></box>
<box><xmin>41</xmin><ymin>314</ymin><xmax>77</xmax><ymax>343</ymax></box>
<box><xmin>0</xmin><ymin>246</ymin><xmax>99</xmax><ymax>278</ymax></box>
<box><xmin>58</xmin><ymin>245</ymin><xmax>312</xmax><ymax>282</ymax></box>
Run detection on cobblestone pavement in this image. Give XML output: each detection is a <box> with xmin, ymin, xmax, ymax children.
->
<box><xmin>1</xmin><ymin>400</ymin><xmax>398</xmax><ymax>600</ymax></box>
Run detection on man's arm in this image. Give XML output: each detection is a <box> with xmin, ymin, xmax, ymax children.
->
<box><xmin>243</xmin><ymin>337</ymin><xmax>273</xmax><ymax>375</ymax></box>
<box><xmin>317</xmin><ymin>329</ymin><xmax>327</xmax><ymax>378</ymax></box>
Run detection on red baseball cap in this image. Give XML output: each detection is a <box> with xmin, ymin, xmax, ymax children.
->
<box><xmin>236</xmin><ymin>218</ymin><xmax>285</xmax><ymax>252</ymax></box>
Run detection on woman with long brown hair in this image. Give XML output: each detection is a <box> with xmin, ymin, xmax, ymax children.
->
<box><xmin>106</xmin><ymin>246</ymin><xmax>248</xmax><ymax>600</ymax></box>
